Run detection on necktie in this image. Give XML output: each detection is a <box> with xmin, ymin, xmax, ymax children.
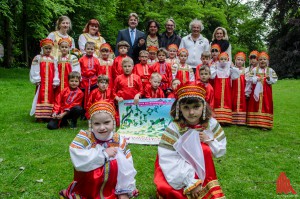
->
<box><xmin>130</xmin><ymin>29</ymin><xmax>135</xmax><ymax>45</ymax></box>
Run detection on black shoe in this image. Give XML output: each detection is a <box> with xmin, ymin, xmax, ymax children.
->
<box><xmin>70</xmin><ymin>121</ymin><xmax>77</xmax><ymax>129</ymax></box>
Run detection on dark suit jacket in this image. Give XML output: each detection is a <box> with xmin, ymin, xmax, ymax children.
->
<box><xmin>115</xmin><ymin>28</ymin><xmax>145</xmax><ymax>60</ymax></box>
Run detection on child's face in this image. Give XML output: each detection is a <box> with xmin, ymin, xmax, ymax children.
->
<box><xmin>85</xmin><ymin>44</ymin><xmax>95</xmax><ymax>56</ymax></box>
<box><xmin>180</xmin><ymin>102</ymin><xmax>203</xmax><ymax>125</ymax></box>
<box><xmin>219</xmin><ymin>56</ymin><xmax>228</xmax><ymax>63</ymax></box>
<box><xmin>100</xmin><ymin>49</ymin><xmax>110</xmax><ymax>59</ymax></box>
<box><xmin>235</xmin><ymin>57</ymin><xmax>245</xmax><ymax>68</ymax></box>
<box><xmin>200</xmin><ymin>69</ymin><xmax>210</xmax><ymax>83</ymax></box>
<box><xmin>43</xmin><ymin>45</ymin><xmax>53</xmax><ymax>56</ymax></box>
<box><xmin>172</xmin><ymin>80</ymin><xmax>181</xmax><ymax>90</ymax></box>
<box><xmin>97</xmin><ymin>80</ymin><xmax>108</xmax><ymax>91</ymax></box>
<box><xmin>211</xmin><ymin>49</ymin><xmax>220</xmax><ymax>60</ymax></box>
<box><xmin>168</xmin><ymin>49</ymin><xmax>177</xmax><ymax>59</ymax></box>
<box><xmin>69</xmin><ymin>77</ymin><xmax>80</xmax><ymax>89</ymax></box>
<box><xmin>122</xmin><ymin>62</ymin><xmax>134</xmax><ymax>75</ymax></box>
<box><xmin>59</xmin><ymin>19</ymin><xmax>70</xmax><ymax>31</ymax></box>
<box><xmin>148</xmin><ymin>52</ymin><xmax>157</xmax><ymax>60</ymax></box>
<box><xmin>250</xmin><ymin>56</ymin><xmax>258</xmax><ymax>66</ymax></box>
<box><xmin>157</xmin><ymin>52</ymin><xmax>166</xmax><ymax>62</ymax></box>
<box><xmin>259</xmin><ymin>57</ymin><xmax>268</xmax><ymax>68</ymax></box>
<box><xmin>179</xmin><ymin>52</ymin><xmax>188</xmax><ymax>63</ymax></box>
<box><xmin>91</xmin><ymin>112</ymin><xmax>114</xmax><ymax>140</ymax></box>
<box><xmin>119</xmin><ymin>46</ymin><xmax>128</xmax><ymax>55</ymax></box>
<box><xmin>201</xmin><ymin>56</ymin><xmax>210</xmax><ymax>65</ymax></box>
<box><xmin>59</xmin><ymin>42</ymin><xmax>69</xmax><ymax>56</ymax></box>
<box><xmin>139</xmin><ymin>54</ymin><xmax>148</xmax><ymax>64</ymax></box>
<box><xmin>150</xmin><ymin>76</ymin><xmax>161</xmax><ymax>90</ymax></box>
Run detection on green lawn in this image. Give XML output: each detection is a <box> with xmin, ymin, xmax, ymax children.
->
<box><xmin>0</xmin><ymin>68</ymin><xmax>299</xmax><ymax>198</ymax></box>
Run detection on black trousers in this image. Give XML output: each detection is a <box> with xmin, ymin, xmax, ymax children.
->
<box><xmin>47</xmin><ymin>106</ymin><xmax>83</xmax><ymax>130</ymax></box>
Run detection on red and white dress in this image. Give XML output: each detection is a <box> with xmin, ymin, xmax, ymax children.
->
<box><xmin>247</xmin><ymin>66</ymin><xmax>277</xmax><ymax>129</ymax></box>
<box><xmin>174</xmin><ymin>63</ymin><xmax>195</xmax><ymax>84</ymax></box>
<box><xmin>30</xmin><ymin>55</ymin><xmax>59</xmax><ymax>119</ymax></box>
<box><xmin>61</xmin><ymin>131</ymin><xmax>137</xmax><ymax>199</ymax></box>
<box><xmin>154</xmin><ymin>118</ymin><xmax>226</xmax><ymax>199</ymax></box>
<box><xmin>210</xmin><ymin>63</ymin><xmax>240</xmax><ymax>124</ymax></box>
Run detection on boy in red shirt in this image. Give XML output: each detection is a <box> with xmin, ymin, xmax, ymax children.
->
<box><xmin>47</xmin><ymin>71</ymin><xmax>84</xmax><ymax>129</ymax></box>
<box><xmin>133</xmin><ymin>50</ymin><xmax>152</xmax><ymax>87</ymax></box>
<box><xmin>198</xmin><ymin>65</ymin><xmax>214</xmax><ymax>109</ymax></box>
<box><xmin>86</xmin><ymin>75</ymin><xmax>114</xmax><ymax>119</ymax></box>
<box><xmin>151</xmin><ymin>48</ymin><xmax>172</xmax><ymax>93</ymax></box>
<box><xmin>195</xmin><ymin>51</ymin><xmax>211</xmax><ymax>81</ymax></box>
<box><xmin>114</xmin><ymin>57</ymin><xmax>143</xmax><ymax>105</ymax></box>
<box><xmin>79</xmin><ymin>42</ymin><xmax>101</xmax><ymax>110</ymax></box>
<box><xmin>112</xmin><ymin>41</ymin><xmax>130</xmax><ymax>79</ymax></box>
<box><xmin>144</xmin><ymin>72</ymin><xmax>165</xmax><ymax>98</ymax></box>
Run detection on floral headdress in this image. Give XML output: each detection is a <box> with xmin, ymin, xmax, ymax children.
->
<box><xmin>40</xmin><ymin>38</ymin><xmax>54</xmax><ymax>47</ymax></box>
<box><xmin>58</xmin><ymin>38</ymin><xmax>72</xmax><ymax>47</ymax></box>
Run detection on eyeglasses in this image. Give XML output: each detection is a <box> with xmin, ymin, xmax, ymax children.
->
<box><xmin>166</xmin><ymin>24</ymin><xmax>174</xmax><ymax>27</ymax></box>
<box><xmin>211</xmin><ymin>49</ymin><xmax>219</xmax><ymax>53</ymax></box>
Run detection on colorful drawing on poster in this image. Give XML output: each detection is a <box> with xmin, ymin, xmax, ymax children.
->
<box><xmin>117</xmin><ymin>98</ymin><xmax>175</xmax><ymax>145</ymax></box>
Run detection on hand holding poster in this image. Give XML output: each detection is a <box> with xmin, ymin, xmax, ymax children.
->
<box><xmin>117</xmin><ymin>98</ymin><xmax>175</xmax><ymax>145</ymax></box>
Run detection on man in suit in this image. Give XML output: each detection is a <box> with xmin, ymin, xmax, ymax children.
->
<box><xmin>115</xmin><ymin>13</ymin><xmax>145</xmax><ymax>63</ymax></box>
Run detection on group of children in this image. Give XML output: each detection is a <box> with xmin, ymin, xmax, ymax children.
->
<box><xmin>29</xmin><ymin>36</ymin><xmax>278</xmax><ymax>198</ymax></box>
<box><xmin>30</xmin><ymin>37</ymin><xmax>277</xmax><ymax>130</ymax></box>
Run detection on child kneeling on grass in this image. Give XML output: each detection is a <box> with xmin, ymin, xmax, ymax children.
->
<box><xmin>154</xmin><ymin>82</ymin><xmax>226</xmax><ymax>199</ymax></box>
<box><xmin>47</xmin><ymin>71</ymin><xmax>84</xmax><ymax>129</ymax></box>
<box><xmin>59</xmin><ymin>101</ymin><xmax>138</xmax><ymax>199</ymax></box>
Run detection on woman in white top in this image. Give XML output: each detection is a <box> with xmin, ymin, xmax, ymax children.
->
<box><xmin>78</xmin><ymin>19</ymin><xmax>106</xmax><ymax>57</ymax></box>
<box><xmin>47</xmin><ymin>16</ymin><xmax>75</xmax><ymax>59</ymax></box>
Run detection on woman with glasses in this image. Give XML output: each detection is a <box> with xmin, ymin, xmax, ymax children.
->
<box><xmin>160</xmin><ymin>18</ymin><xmax>181</xmax><ymax>48</ymax></box>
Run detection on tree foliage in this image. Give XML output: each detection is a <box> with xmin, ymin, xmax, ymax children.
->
<box><xmin>0</xmin><ymin>0</ymin><xmax>270</xmax><ymax>74</ymax></box>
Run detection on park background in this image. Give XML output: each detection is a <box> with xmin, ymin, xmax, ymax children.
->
<box><xmin>0</xmin><ymin>0</ymin><xmax>299</xmax><ymax>198</ymax></box>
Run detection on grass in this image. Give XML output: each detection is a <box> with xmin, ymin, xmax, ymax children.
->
<box><xmin>0</xmin><ymin>67</ymin><xmax>299</xmax><ymax>199</ymax></box>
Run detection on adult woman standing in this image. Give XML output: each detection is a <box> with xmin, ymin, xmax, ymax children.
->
<box><xmin>179</xmin><ymin>19</ymin><xmax>210</xmax><ymax>73</ymax></box>
<box><xmin>211</xmin><ymin>27</ymin><xmax>232</xmax><ymax>61</ymax></box>
<box><xmin>47</xmin><ymin>16</ymin><xmax>75</xmax><ymax>59</ymax></box>
<box><xmin>133</xmin><ymin>20</ymin><xmax>161</xmax><ymax>63</ymax></box>
<box><xmin>78</xmin><ymin>19</ymin><xmax>106</xmax><ymax>57</ymax></box>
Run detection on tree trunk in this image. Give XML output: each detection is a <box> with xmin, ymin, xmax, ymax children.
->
<box><xmin>3</xmin><ymin>17</ymin><xmax>13</xmax><ymax>68</ymax></box>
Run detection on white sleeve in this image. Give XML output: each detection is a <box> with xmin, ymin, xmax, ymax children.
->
<box><xmin>30</xmin><ymin>55</ymin><xmax>41</xmax><ymax>84</ymax></box>
<box><xmin>266</xmin><ymin>68</ymin><xmax>278</xmax><ymax>85</ymax></box>
<box><xmin>70</xmin><ymin>55</ymin><xmax>81</xmax><ymax>73</ymax></box>
<box><xmin>158</xmin><ymin>146</ymin><xmax>200</xmax><ymax>190</ymax></box>
<box><xmin>250</xmin><ymin>68</ymin><xmax>258</xmax><ymax>84</ymax></box>
<box><xmin>47</xmin><ymin>32</ymin><xmax>55</xmax><ymax>42</ymax></box>
<box><xmin>189</xmin><ymin>68</ymin><xmax>195</xmax><ymax>81</ymax></box>
<box><xmin>230</xmin><ymin>66</ymin><xmax>240</xmax><ymax>80</ymax></box>
<box><xmin>226</xmin><ymin>43</ymin><xmax>232</xmax><ymax>62</ymax></box>
<box><xmin>245</xmin><ymin>68</ymin><xmax>252</xmax><ymax>97</ymax></box>
<box><xmin>205</xmin><ymin>118</ymin><xmax>227</xmax><ymax>158</ymax></box>
<box><xmin>179</xmin><ymin>38</ymin><xmax>185</xmax><ymax>49</ymax></box>
<box><xmin>53</xmin><ymin>59</ymin><xmax>60</xmax><ymax>86</ymax></box>
<box><xmin>210</xmin><ymin>65</ymin><xmax>217</xmax><ymax>79</ymax></box>
<box><xmin>78</xmin><ymin>34</ymin><xmax>86</xmax><ymax>54</ymax></box>
<box><xmin>70</xmin><ymin>144</ymin><xmax>106</xmax><ymax>172</ymax></box>
<box><xmin>115</xmin><ymin>137</ymin><xmax>137</xmax><ymax>195</ymax></box>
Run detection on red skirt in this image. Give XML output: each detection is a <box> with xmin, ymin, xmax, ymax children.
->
<box><xmin>154</xmin><ymin>143</ymin><xmax>225</xmax><ymax>199</ymax></box>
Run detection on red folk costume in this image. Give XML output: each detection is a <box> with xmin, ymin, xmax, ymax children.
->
<box><xmin>204</xmin><ymin>82</ymin><xmax>214</xmax><ymax>109</ymax></box>
<box><xmin>175</xmin><ymin>63</ymin><xmax>195</xmax><ymax>84</ymax></box>
<box><xmin>166</xmin><ymin>44</ymin><xmax>179</xmax><ymax>77</ymax></box>
<box><xmin>151</xmin><ymin>62</ymin><xmax>172</xmax><ymax>91</ymax></box>
<box><xmin>98</xmin><ymin>43</ymin><xmax>114</xmax><ymax>89</ymax></box>
<box><xmin>231</xmin><ymin>52</ymin><xmax>247</xmax><ymax>125</ymax></box>
<box><xmin>210</xmin><ymin>53</ymin><xmax>240</xmax><ymax>124</ymax></box>
<box><xmin>154</xmin><ymin>83</ymin><xmax>226</xmax><ymax>199</ymax></box>
<box><xmin>113</xmin><ymin>74</ymin><xmax>143</xmax><ymax>100</ymax></box>
<box><xmin>133</xmin><ymin>63</ymin><xmax>152</xmax><ymax>87</ymax></box>
<box><xmin>112</xmin><ymin>55</ymin><xmax>128</xmax><ymax>79</ymax></box>
<box><xmin>79</xmin><ymin>55</ymin><xmax>101</xmax><ymax>110</ymax></box>
<box><xmin>30</xmin><ymin>39</ymin><xmax>59</xmax><ymax>119</ymax></box>
<box><xmin>144</xmin><ymin>84</ymin><xmax>165</xmax><ymax>98</ymax></box>
<box><xmin>247</xmin><ymin>52</ymin><xmax>277</xmax><ymax>129</ymax></box>
<box><xmin>56</xmin><ymin>38</ymin><xmax>81</xmax><ymax>96</ymax></box>
<box><xmin>60</xmin><ymin>102</ymin><xmax>138</xmax><ymax>199</ymax></box>
<box><xmin>52</xmin><ymin>87</ymin><xmax>84</xmax><ymax>114</ymax></box>
<box><xmin>86</xmin><ymin>88</ymin><xmax>114</xmax><ymax>119</ymax></box>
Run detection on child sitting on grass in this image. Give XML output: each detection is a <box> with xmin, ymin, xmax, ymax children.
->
<box><xmin>59</xmin><ymin>101</ymin><xmax>138</xmax><ymax>199</ymax></box>
<box><xmin>154</xmin><ymin>82</ymin><xmax>226</xmax><ymax>199</ymax></box>
<box><xmin>47</xmin><ymin>71</ymin><xmax>84</xmax><ymax>129</ymax></box>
